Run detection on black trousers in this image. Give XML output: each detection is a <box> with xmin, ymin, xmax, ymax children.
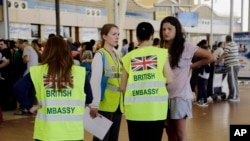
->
<box><xmin>0</xmin><ymin>76</ymin><xmax>17</xmax><ymax>111</ymax></box>
<box><xmin>93</xmin><ymin>107</ymin><xmax>122</xmax><ymax>141</ymax></box>
<box><xmin>127</xmin><ymin>120</ymin><xmax>165</xmax><ymax>141</ymax></box>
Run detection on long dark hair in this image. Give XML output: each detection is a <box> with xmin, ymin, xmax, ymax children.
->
<box><xmin>159</xmin><ymin>16</ymin><xmax>185</xmax><ymax>69</ymax></box>
<box><xmin>41</xmin><ymin>36</ymin><xmax>74</xmax><ymax>90</ymax></box>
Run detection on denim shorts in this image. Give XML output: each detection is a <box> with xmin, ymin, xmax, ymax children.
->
<box><xmin>167</xmin><ymin>97</ymin><xmax>192</xmax><ymax>119</ymax></box>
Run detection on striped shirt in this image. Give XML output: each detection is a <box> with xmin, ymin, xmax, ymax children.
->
<box><xmin>224</xmin><ymin>42</ymin><xmax>240</xmax><ymax>67</ymax></box>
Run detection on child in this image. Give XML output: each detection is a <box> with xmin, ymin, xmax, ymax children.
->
<box><xmin>197</xmin><ymin>63</ymin><xmax>210</xmax><ymax>106</ymax></box>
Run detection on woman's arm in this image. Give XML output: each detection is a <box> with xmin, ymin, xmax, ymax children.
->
<box><xmin>164</xmin><ymin>58</ymin><xmax>173</xmax><ymax>84</ymax></box>
<box><xmin>191</xmin><ymin>48</ymin><xmax>215</xmax><ymax>69</ymax></box>
<box><xmin>120</xmin><ymin>67</ymin><xmax>128</xmax><ymax>94</ymax></box>
<box><xmin>90</xmin><ymin>53</ymin><xmax>103</xmax><ymax>107</ymax></box>
<box><xmin>89</xmin><ymin>53</ymin><xmax>102</xmax><ymax>118</ymax></box>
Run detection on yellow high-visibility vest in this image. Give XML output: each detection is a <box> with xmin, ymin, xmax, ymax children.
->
<box><xmin>98</xmin><ymin>48</ymin><xmax>123</xmax><ymax>113</ymax></box>
<box><xmin>30</xmin><ymin>64</ymin><xmax>86</xmax><ymax>141</ymax></box>
<box><xmin>122</xmin><ymin>46</ymin><xmax>169</xmax><ymax>121</ymax></box>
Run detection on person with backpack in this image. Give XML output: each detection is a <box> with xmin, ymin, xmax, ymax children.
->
<box><xmin>89</xmin><ymin>24</ymin><xmax>123</xmax><ymax>141</ymax></box>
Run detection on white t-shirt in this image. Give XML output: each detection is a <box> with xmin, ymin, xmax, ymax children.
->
<box><xmin>167</xmin><ymin>42</ymin><xmax>198</xmax><ymax>100</ymax></box>
<box><xmin>122</xmin><ymin>44</ymin><xmax>129</xmax><ymax>56</ymax></box>
<box><xmin>213</xmin><ymin>47</ymin><xmax>224</xmax><ymax>65</ymax></box>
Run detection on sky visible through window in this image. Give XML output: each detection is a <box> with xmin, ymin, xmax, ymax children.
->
<box><xmin>194</xmin><ymin>0</ymin><xmax>242</xmax><ymax>17</ymax></box>
<box><xmin>194</xmin><ymin>0</ymin><xmax>249</xmax><ymax>31</ymax></box>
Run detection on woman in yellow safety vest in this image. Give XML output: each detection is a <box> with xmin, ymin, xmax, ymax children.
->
<box><xmin>120</xmin><ymin>22</ymin><xmax>173</xmax><ymax>141</ymax></box>
<box><xmin>89</xmin><ymin>24</ymin><xmax>123</xmax><ymax>141</ymax></box>
<box><xmin>13</xmin><ymin>36</ymin><xmax>87</xmax><ymax>141</ymax></box>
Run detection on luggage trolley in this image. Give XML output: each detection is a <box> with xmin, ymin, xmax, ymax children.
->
<box><xmin>211</xmin><ymin>65</ymin><xmax>227</xmax><ymax>101</ymax></box>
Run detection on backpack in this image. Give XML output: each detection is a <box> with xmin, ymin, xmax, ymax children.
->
<box><xmin>80</xmin><ymin>61</ymin><xmax>93</xmax><ymax>104</ymax></box>
<box><xmin>80</xmin><ymin>51</ymin><xmax>108</xmax><ymax>103</ymax></box>
<box><xmin>84</xmin><ymin>69</ymin><xmax>93</xmax><ymax>104</ymax></box>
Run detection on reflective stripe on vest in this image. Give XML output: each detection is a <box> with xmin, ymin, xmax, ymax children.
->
<box><xmin>40</xmin><ymin>100</ymin><xmax>85</xmax><ymax>107</ymax></box>
<box><xmin>30</xmin><ymin>65</ymin><xmax>86</xmax><ymax>140</ymax></box>
<box><xmin>126</xmin><ymin>81</ymin><xmax>165</xmax><ymax>89</ymax></box>
<box><xmin>106</xmin><ymin>84</ymin><xmax>120</xmax><ymax>91</ymax></box>
<box><xmin>97</xmin><ymin>49</ymin><xmax>123</xmax><ymax>112</ymax></box>
<box><xmin>37</xmin><ymin>99</ymin><xmax>85</xmax><ymax>121</ymax></box>
<box><xmin>37</xmin><ymin>113</ymin><xmax>83</xmax><ymax>121</ymax></box>
<box><xmin>124</xmin><ymin>95</ymin><xmax>168</xmax><ymax>103</ymax></box>
<box><xmin>110</xmin><ymin>73</ymin><xmax>120</xmax><ymax>78</ymax></box>
<box><xmin>121</xmin><ymin>47</ymin><xmax>169</xmax><ymax>121</ymax></box>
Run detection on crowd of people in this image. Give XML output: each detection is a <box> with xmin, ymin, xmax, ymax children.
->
<box><xmin>0</xmin><ymin>16</ymin><xmax>240</xmax><ymax>141</ymax></box>
<box><xmin>191</xmin><ymin>35</ymin><xmax>241</xmax><ymax>107</ymax></box>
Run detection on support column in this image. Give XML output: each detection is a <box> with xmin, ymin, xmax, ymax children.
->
<box><xmin>117</xmin><ymin>0</ymin><xmax>127</xmax><ymax>52</ymax></box>
<box><xmin>105</xmin><ymin>0</ymin><xmax>115</xmax><ymax>24</ymax></box>
<box><xmin>248</xmin><ymin>0</ymin><xmax>250</xmax><ymax>31</ymax></box>
<box><xmin>0</xmin><ymin>0</ymin><xmax>9</xmax><ymax>39</ymax></box>
<box><xmin>229</xmin><ymin>0</ymin><xmax>234</xmax><ymax>37</ymax></box>
<box><xmin>105</xmin><ymin>0</ymin><xmax>127</xmax><ymax>54</ymax></box>
<box><xmin>241</xmin><ymin>0</ymin><xmax>244</xmax><ymax>31</ymax></box>
<box><xmin>240</xmin><ymin>0</ymin><xmax>249</xmax><ymax>32</ymax></box>
<box><xmin>55</xmin><ymin>0</ymin><xmax>60</xmax><ymax>36</ymax></box>
<box><xmin>210</xmin><ymin>0</ymin><xmax>214</xmax><ymax>46</ymax></box>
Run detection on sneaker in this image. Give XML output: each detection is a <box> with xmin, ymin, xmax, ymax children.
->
<box><xmin>14</xmin><ymin>109</ymin><xmax>31</xmax><ymax>115</ymax></box>
<box><xmin>193</xmin><ymin>101</ymin><xmax>199</xmax><ymax>105</ymax></box>
<box><xmin>228</xmin><ymin>98</ymin><xmax>240</xmax><ymax>102</ymax></box>
<box><xmin>203</xmin><ymin>102</ymin><xmax>209</xmax><ymax>106</ymax></box>
<box><xmin>207</xmin><ymin>96</ymin><xmax>213</xmax><ymax>103</ymax></box>
<box><xmin>197</xmin><ymin>101</ymin><xmax>208</xmax><ymax>107</ymax></box>
<box><xmin>193</xmin><ymin>100</ymin><xmax>201</xmax><ymax>105</ymax></box>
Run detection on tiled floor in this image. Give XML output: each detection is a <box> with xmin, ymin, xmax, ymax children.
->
<box><xmin>1</xmin><ymin>84</ymin><xmax>249</xmax><ymax>141</ymax></box>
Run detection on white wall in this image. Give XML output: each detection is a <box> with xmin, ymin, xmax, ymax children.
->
<box><xmin>7</xmin><ymin>8</ymin><xmax>241</xmax><ymax>42</ymax></box>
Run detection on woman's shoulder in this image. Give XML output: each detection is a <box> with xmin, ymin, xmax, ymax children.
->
<box><xmin>184</xmin><ymin>41</ymin><xmax>197</xmax><ymax>49</ymax></box>
<box><xmin>183</xmin><ymin>41</ymin><xmax>198</xmax><ymax>56</ymax></box>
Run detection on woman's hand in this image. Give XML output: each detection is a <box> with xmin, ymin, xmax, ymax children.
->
<box><xmin>29</xmin><ymin>104</ymin><xmax>41</xmax><ymax>114</ymax></box>
<box><xmin>89</xmin><ymin>107</ymin><xmax>99</xmax><ymax>118</ymax></box>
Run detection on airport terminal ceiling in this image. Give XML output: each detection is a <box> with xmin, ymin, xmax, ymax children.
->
<box><xmin>39</xmin><ymin>0</ymin><xmax>175</xmax><ymax>13</ymax></box>
<box><xmin>38</xmin><ymin>0</ymin><xmax>241</xmax><ymax>21</ymax></box>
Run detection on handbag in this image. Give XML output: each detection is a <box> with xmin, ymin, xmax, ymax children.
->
<box><xmin>80</xmin><ymin>61</ymin><xmax>93</xmax><ymax>104</ymax></box>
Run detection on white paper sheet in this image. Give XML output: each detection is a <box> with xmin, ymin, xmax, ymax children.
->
<box><xmin>84</xmin><ymin>107</ymin><xmax>113</xmax><ymax>140</ymax></box>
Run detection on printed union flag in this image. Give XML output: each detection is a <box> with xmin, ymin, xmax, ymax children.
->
<box><xmin>131</xmin><ymin>55</ymin><xmax>157</xmax><ymax>71</ymax></box>
<box><xmin>43</xmin><ymin>75</ymin><xmax>53</xmax><ymax>89</ymax></box>
<box><xmin>43</xmin><ymin>74</ymin><xmax>73</xmax><ymax>89</ymax></box>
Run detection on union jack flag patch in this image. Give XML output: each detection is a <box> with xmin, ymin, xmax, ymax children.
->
<box><xmin>43</xmin><ymin>74</ymin><xmax>73</xmax><ymax>89</ymax></box>
<box><xmin>131</xmin><ymin>55</ymin><xmax>157</xmax><ymax>71</ymax></box>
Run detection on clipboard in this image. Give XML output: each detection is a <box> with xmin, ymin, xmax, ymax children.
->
<box><xmin>84</xmin><ymin>107</ymin><xmax>113</xmax><ymax>140</ymax></box>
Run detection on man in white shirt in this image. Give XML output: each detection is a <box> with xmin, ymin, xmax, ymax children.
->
<box><xmin>14</xmin><ymin>40</ymin><xmax>39</xmax><ymax>115</ymax></box>
<box><xmin>22</xmin><ymin>40</ymin><xmax>38</xmax><ymax>76</ymax></box>
<box><xmin>213</xmin><ymin>42</ymin><xmax>224</xmax><ymax>66</ymax></box>
<box><xmin>121</xmin><ymin>39</ymin><xmax>128</xmax><ymax>56</ymax></box>
<box><xmin>217</xmin><ymin>35</ymin><xmax>240</xmax><ymax>102</ymax></box>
